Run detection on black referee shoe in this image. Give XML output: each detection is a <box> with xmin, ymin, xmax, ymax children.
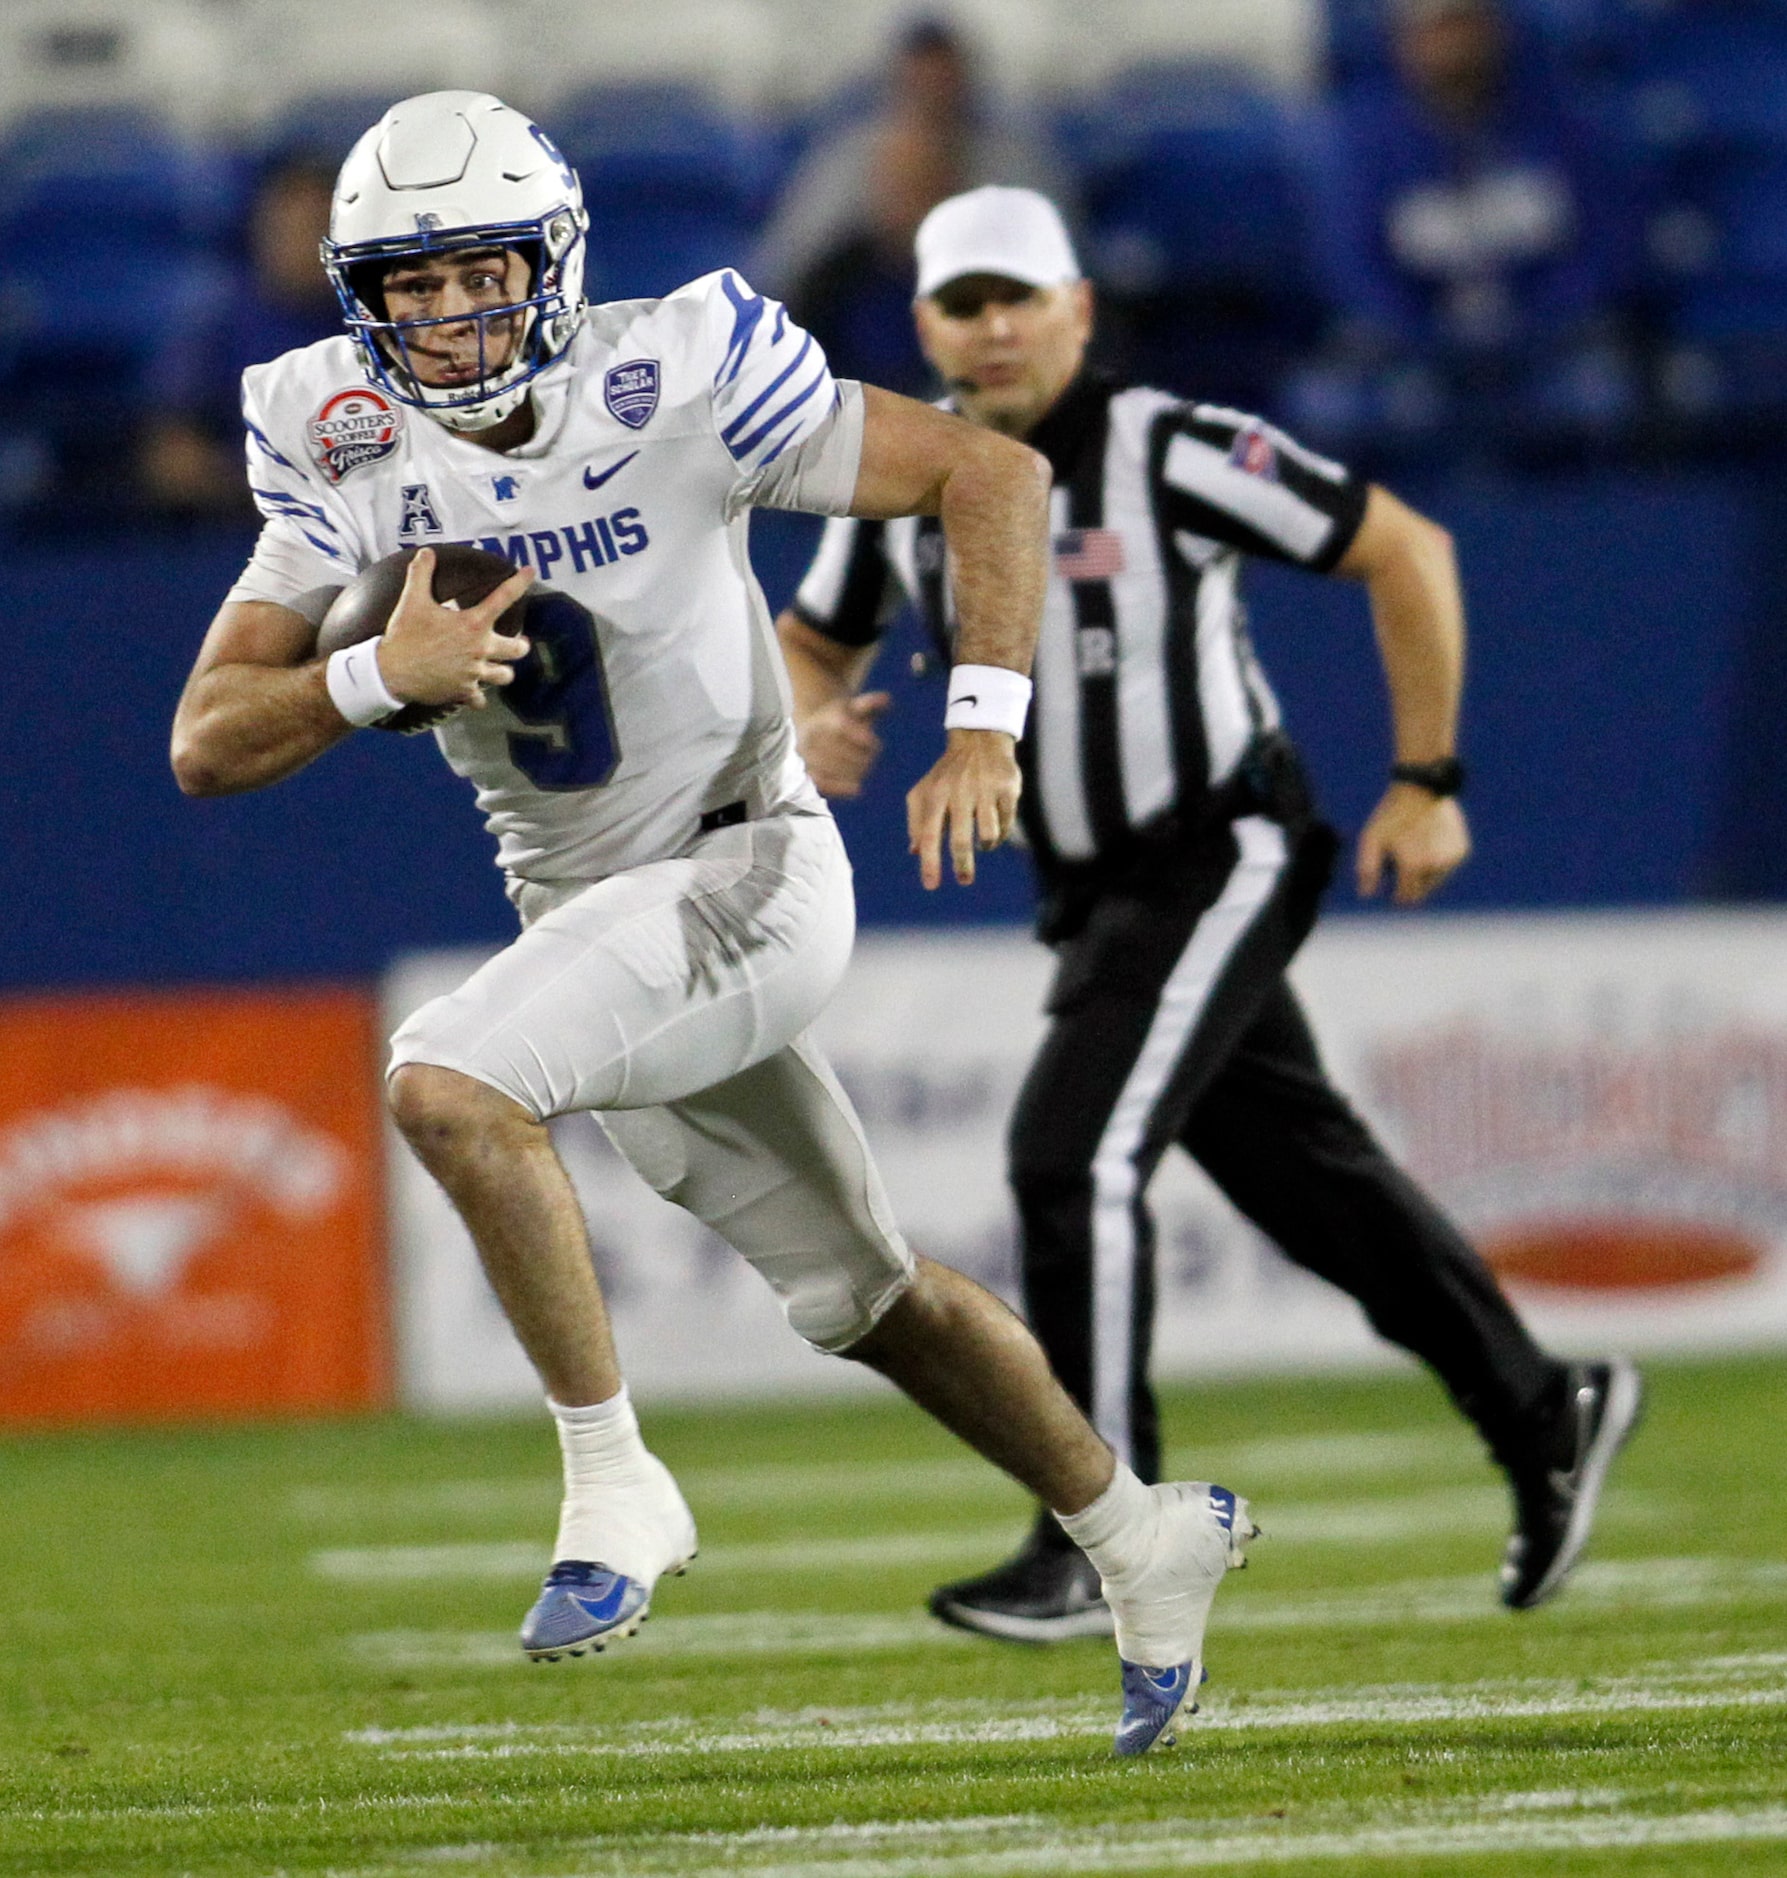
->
<box><xmin>1500</xmin><ymin>1358</ymin><xmax>1643</xmax><ymax>1611</ymax></box>
<box><xmin>928</xmin><ymin>1509</ymin><xmax>1114</xmax><ymax>1642</ymax></box>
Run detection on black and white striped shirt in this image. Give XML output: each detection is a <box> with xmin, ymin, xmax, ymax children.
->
<box><xmin>792</xmin><ymin>376</ymin><xmax>1368</xmax><ymax>877</ymax></box>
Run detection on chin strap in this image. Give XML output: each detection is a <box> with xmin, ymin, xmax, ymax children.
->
<box><xmin>433</xmin><ymin>385</ymin><xmax>530</xmax><ymax>433</ymax></box>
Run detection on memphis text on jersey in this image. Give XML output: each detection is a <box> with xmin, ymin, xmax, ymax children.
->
<box><xmin>396</xmin><ymin>488</ymin><xmax>656</xmax><ymax>582</ymax></box>
<box><xmin>405</xmin><ymin>507</ymin><xmax>652</xmax><ymax>578</ymax></box>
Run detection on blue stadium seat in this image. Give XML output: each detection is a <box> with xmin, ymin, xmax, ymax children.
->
<box><xmin>1622</xmin><ymin>4</ymin><xmax>1787</xmax><ymax>155</ymax></box>
<box><xmin>255</xmin><ymin>92</ymin><xmax>402</xmax><ymax>168</ymax></box>
<box><xmin>0</xmin><ymin>106</ymin><xmax>237</xmax><ymax>252</ymax></box>
<box><xmin>1610</xmin><ymin>8</ymin><xmax>1787</xmax><ymax>436</ymax></box>
<box><xmin>0</xmin><ymin>107</ymin><xmax>235</xmax><ymax>517</ymax></box>
<box><xmin>1644</xmin><ymin>149</ymin><xmax>1787</xmax><ymax>433</ymax></box>
<box><xmin>1661</xmin><ymin>155</ymin><xmax>1787</xmax><ymax>332</ymax></box>
<box><xmin>553</xmin><ymin>83</ymin><xmax>769</xmax><ymax>302</ymax></box>
<box><xmin>1066</xmin><ymin>63</ymin><xmax>1322</xmax><ymax>409</ymax></box>
<box><xmin>1077</xmin><ymin>65</ymin><xmax>1311</xmax><ymax>286</ymax></box>
<box><xmin>0</xmin><ymin>111</ymin><xmax>228</xmax><ymax>368</ymax></box>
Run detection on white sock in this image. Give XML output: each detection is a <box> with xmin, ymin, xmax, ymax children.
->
<box><xmin>547</xmin><ymin>1388</ymin><xmax>695</xmax><ymax>1579</ymax></box>
<box><xmin>550</xmin><ymin>1386</ymin><xmax>647</xmax><ymax>1473</ymax></box>
<box><xmin>1054</xmin><ymin>1463</ymin><xmax>1155</xmax><ymax>1587</ymax></box>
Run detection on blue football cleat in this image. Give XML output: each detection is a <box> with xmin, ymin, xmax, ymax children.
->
<box><xmin>1101</xmin><ymin>1480</ymin><xmax>1257</xmax><ymax>1756</ymax></box>
<box><xmin>1113</xmin><ymin>1660</ymin><xmax>1205</xmax><ymax>1757</ymax></box>
<box><xmin>520</xmin><ymin>1560</ymin><xmax>653</xmax><ymax>1660</ymax></box>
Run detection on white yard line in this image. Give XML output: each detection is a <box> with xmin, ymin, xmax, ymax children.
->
<box><xmin>530</xmin><ymin>1806</ymin><xmax>1787</xmax><ymax>1876</ymax></box>
<box><xmin>290</xmin><ymin>1480</ymin><xmax>556</xmax><ymax>1523</ymax></box>
<box><xmin>345</xmin><ymin>1649</ymin><xmax>1787</xmax><ymax>1762</ymax></box>
<box><xmin>1259</xmin><ymin>1485</ymin><xmax>1660</xmax><ymax>1544</ymax></box>
<box><xmin>315</xmin><ymin>1541</ymin><xmax>546</xmax><ymax>1582</ymax></box>
<box><xmin>31</xmin><ymin>1795</ymin><xmax>1787</xmax><ymax>1875</ymax></box>
<box><xmin>288</xmin><ymin>1431</ymin><xmax>1465</xmax><ymax>1525</ymax></box>
<box><xmin>1215</xmin><ymin>1553</ymin><xmax>1787</xmax><ymax>1630</ymax></box>
<box><xmin>317</xmin><ymin>1798</ymin><xmax>1787</xmax><ymax>1877</ymax></box>
<box><xmin>30</xmin><ymin>1657</ymin><xmax>1787</xmax><ymax>1868</ymax></box>
<box><xmin>1259</xmin><ymin>1486</ymin><xmax>1506</xmax><ymax>1543</ymax></box>
<box><xmin>288</xmin><ymin>1459</ymin><xmax>996</xmax><ymax>1524</ymax></box>
<box><xmin>1199</xmin><ymin>1429</ymin><xmax>1460</xmax><ymax>1481</ymax></box>
<box><xmin>352</xmin><ymin>1610</ymin><xmax>974</xmax><ymax>1668</ymax></box>
<box><xmin>345</xmin><ymin>1555</ymin><xmax>1787</xmax><ymax>1668</ymax></box>
<box><xmin>364</xmin><ymin>1682</ymin><xmax>1787</xmax><ymax>1762</ymax></box>
<box><xmin>311</xmin><ymin>1527</ymin><xmax>1016</xmax><ymax>1584</ymax></box>
<box><xmin>310</xmin><ymin>1485</ymin><xmax>1661</xmax><ymax>1584</ymax></box>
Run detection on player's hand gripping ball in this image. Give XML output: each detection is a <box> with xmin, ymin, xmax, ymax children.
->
<box><xmin>315</xmin><ymin>544</ymin><xmax>528</xmax><ymax>733</ymax></box>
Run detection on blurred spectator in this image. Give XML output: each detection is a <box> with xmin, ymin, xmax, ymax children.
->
<box><xmin>783</xmin><ymin>108</ymin><xmax>968</xmax><ymax>395</ymax></box>
<box><xmin>138</xmin><ymin>150</ymin><xmax>339</xmax><ymax>515</ymax></box>
<box><xmin>1291</xmin><ymin>0</ymin><xmax>1640</xmax><ymax>464</ymax></box>
<box><xmin>755</xmin><ymin>15</ymin><xmax>1069</xmax><ymax>392</ymax></box>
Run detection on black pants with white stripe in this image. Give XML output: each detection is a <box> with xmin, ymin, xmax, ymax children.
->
<box><xmin>1009</xmin><ymin>813</ymin><xmax>1563</xmax><ymax>1487</ymax></box>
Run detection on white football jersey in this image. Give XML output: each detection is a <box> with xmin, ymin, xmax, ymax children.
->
<box><xmin>230</xmin><ymin>270</ymin><xmax>848</xmax><ymax>884</ymax></box>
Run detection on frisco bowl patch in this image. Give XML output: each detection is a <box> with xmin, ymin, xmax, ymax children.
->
<box><xmin>310</xmin><ymin>387</ymin><xmax>401</xmax><ymax>482</ymax></box>
<box><xmin>604</xmin><ymin>359</ymin><xmax>660</xmax><ymax>430</ymax></box>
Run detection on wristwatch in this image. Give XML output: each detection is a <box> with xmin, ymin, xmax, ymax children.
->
<box><xmin>1390</xmin><ymin>756</ymin><xmax>1466</xmax><ymax>798</ymax></box>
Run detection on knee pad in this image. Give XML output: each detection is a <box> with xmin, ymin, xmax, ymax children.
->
<box><xmin>780</xmin><ymin>1250</ymin><xmax>914</xmax><ymax>1355</ymax></box>
<box><xmin>387</xmin><ymin>995</ymin><xmax>558</xmax><ymax>1122</ymax></box>
<box><xmin>597</xmin><ymin>1063</ymin><xmax>917</xmax><ymax>1357</ymax></box>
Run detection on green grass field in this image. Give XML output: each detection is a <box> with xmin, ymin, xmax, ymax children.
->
<box><xmin>4</xmin><ymin>1354</ymin><xmax>1785</xmax><ymax>1878</ymax></box>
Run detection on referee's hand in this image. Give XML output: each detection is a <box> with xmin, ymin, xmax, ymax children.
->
<box><xmin>907</xmin><ymin>728</ymin><xmax>1022</xmax><ymax>889</ymax></box>
<box><xmin>1357</xmin><ymin>784</ymin><xmax>1471</xmax><ymax>905</ymax></box>
<box><xmin>796</xmin><ymin>691</ymin><xmax>892</xmax><ymax>798</ymax></box>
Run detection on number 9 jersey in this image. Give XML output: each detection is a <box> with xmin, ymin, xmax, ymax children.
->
<box><xmin>227</xmin><ymin>268</ymin><xmax>860</xmax><ymax>886</ymax></box>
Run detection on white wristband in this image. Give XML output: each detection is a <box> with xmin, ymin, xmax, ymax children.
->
<box><xmin>944</xmin><ymin>663</ymin><xmax>1032</xmax><ymax>738</ymax></box>
<box><xmin>325</xmin><ymin>639</ymin><xmax>403</xmax><ymax>727</ymax></box>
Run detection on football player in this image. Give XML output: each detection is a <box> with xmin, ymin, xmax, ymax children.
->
<box><xmin>170</xmin><ymin>92</ymin><xmax>1254</xmax><ymax>1756</ymax></box>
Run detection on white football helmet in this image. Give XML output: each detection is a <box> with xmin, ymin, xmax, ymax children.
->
<box><xmin>323</xmin><ymin>91</ymin><xmax>589</xmax><ymax>433</ymax></box>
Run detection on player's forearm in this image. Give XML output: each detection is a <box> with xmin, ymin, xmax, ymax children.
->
<box><xmin>170</xmin><ymin>662</ymin><xmax>352</xmax><ymax>795</ymax></box>
<box><xmin>938</xmin><ymin>432</ymin><xmax>1050</xmax><ymax>676</ymax></box>
<box><xmin>1365</xmin><ymin>520</ymin><xmax>1465</xmax><ymax>764</ymax></box>
<box><xmin>775</xmin><ymin>611</ymin><xmax>866</xmax><ymax>720</ymax></box>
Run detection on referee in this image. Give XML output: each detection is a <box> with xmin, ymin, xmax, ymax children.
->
<box><xmin>776</xmin><ymin>187</ymin><xmax>1641</xmax><ymax>1639</ymax></box>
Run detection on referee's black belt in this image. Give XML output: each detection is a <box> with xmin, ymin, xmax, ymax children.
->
<box><xmin>698</xmin><ymin>800</ymin><xmax>749</xmax><ymax>834</ymax></box>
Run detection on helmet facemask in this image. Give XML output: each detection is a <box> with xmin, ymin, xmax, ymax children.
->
<box><xmin>326</xmin><ymin>209</ymin><xmax>586</xmax><ymax>432</ymax></box>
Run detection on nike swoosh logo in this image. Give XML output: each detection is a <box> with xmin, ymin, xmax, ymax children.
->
<box><xmin>953</xmin><ymin>694</ymin><xmax>978</xmax><ymax>708</ymax></box>
<box><xmin>583</xmin><ymin>452</ymin><xmax>639</xmax><ymax>490</ymax></box>
<box><xmin>569</xmin><ymin>1578</ymin><xmax>631</xmax><ymax>1623</ymax></box>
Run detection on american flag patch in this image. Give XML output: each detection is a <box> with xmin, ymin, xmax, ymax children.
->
<box><xmin>1054</xmin><ymin>528</ymin><xmax>1126</xmax><ymax>580</ymax></box>
<box><xmin>1229</xmin><ymin>424</ymin><xmax>1279</xmax><ymax>480</ymax></box>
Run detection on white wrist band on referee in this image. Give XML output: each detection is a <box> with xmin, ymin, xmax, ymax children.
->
<box><xmin>944</xmin><ymin>663</ymin><xmax>1032</xmax><ymax>738</ymax></box>
<box><xmin>325</xmin><ymin>639</ymin><xmax>402</xmax><ymax>727</ymax></box>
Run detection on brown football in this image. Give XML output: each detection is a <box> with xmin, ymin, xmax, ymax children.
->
<box><xmin>315</xmin><ymin>544</ymin><xmax>526</xmax><ymax>733</ymax></box>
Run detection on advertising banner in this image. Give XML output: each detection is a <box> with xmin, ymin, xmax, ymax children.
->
<box><xmin>1295</xmin><ymin>910</ymin><xmax>1787</xmax><ymax>1358</ymax></box>
<box><xmin>0</xmin><ymin>987</ymin><xmax>387</xmax><ymax>1423</ymax></box>
<box><xmin>387</xmin><ymin>912</ymin><xmax>1787</xmax><ymax>1411</ymax></box>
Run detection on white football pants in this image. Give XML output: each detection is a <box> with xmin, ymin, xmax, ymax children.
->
<box><xmin>388</xmin><ymin>809</ymin><xmax>914</xmax><ymax>1350</ymax></box>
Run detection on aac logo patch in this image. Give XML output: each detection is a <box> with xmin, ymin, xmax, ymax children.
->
<box><xmin>398</xmin><ymin>483</ymin><xmax>443</xmax><ymax>542</ymax></box>
<box><xmin>604</xmin><ymin>358</ymin><xmax>660</xmax><ymax>430</ymax></box>
<box><xmin>310</xmin><ymin>387</ymin><xmax>402</xmax><ymax>483</ymax></box>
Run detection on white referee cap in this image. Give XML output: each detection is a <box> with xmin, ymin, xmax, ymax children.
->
<box><xmin>914</xmin><ymin>186</ymin><xmax>1081</xmax><ymax>299</ymax></box>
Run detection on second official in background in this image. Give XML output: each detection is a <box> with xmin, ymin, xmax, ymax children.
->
<box><xmin>777</xmin><ymin>186</ymin><xmax>1641</xmax><ymax>1641</ymax></box>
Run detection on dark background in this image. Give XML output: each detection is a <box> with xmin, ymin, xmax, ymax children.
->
<box><xmin>13</xmin><ymin>0</ymin><xmax>1787</xmax><ymax>993</ymax></box>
